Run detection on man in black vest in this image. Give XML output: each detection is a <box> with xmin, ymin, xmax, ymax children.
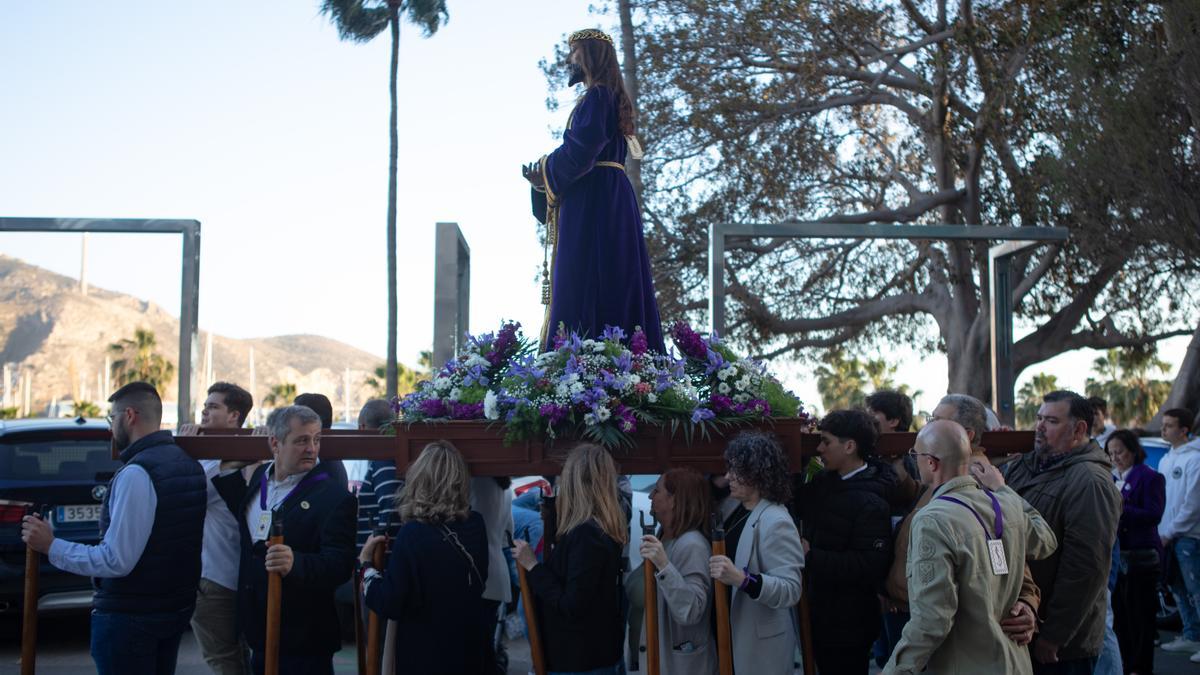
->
<box><xmin>21</xmin><ymin>381</ymin><xmax>206</xmax><ymax>675</ymax></box>
<box><xmin>214</xmin><ymin>404</ymin><xmax>356</xmax><ymax>675</ymax></box>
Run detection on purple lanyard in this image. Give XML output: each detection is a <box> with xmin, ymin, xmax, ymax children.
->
<box><xmin>937</xmin><ymin>490</ymin><xmax>1004</xmax><ymax>539</ymax></box>
<box><xmin>260</xmin><ymin>469</ymin><xmax>329</xmax><ymax>511</ymax></box>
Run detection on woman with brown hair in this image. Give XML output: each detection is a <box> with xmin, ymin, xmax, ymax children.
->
<box><xmin>639</xmin><ymin>468</ymin><xmax>718</xmax><ymax>674</ymax></box>
<box><xmin>514</xmin><ymin>444</ymin><xmax>628</xmax><ymax>674</ymax></box>
<box><xmin>358</xmin><ymin>441</ymin><xmax>489</xmax><ymax>675</ymax></box>
<box><xmin>522</xmin><ymin>28</ymin><xmax>663</xmax><ymax>351</ymax></box>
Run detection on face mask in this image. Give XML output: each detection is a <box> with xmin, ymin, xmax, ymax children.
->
<box><xmin>567</xmin><ymin>63</ymin><xmax>585</xmax><ymax>87</ymax></box>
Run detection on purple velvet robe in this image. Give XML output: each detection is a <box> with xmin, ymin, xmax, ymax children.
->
<box><xmin>541</xmin><ymin>85</ymin><xmax>664</xmax><ymax>352</ymax></box>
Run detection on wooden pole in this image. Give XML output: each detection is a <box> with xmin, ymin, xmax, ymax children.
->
<box><xmin>353</xmin><ymin>562</ymin><xmax>366</xmax><ymax>675</ymax></box>
<box><xmin>365</xmin><ymin>522</ymin><xmax>387</xmax><ymax>675</ymax></box>
<box><xmin>796</xmin><ymin>519</ymin><xmax>815</xmax><ymax>675</ymax></box>
<box><xmin>710</xmin><ymin>514</ymin><xmax>733</xmax><ymax>675</ymax></box>
<box><xmin>265</xmin><ymin>518</ymin><xmax>284</xmax><ymax>675</ymax></box>
<box><xmin>21</xmin><ymin>505</ymin><xmax>44</xmax><ymax>675</ymax></box>
<box><xmin>512</xmin><ymin>532</ymin><xmax>546</xmax><ymax>675</ymax></box>
<box><xmin>641</xmin><ymin>513</ymin><xmax>660</xmax><ymax>675</ymax></box>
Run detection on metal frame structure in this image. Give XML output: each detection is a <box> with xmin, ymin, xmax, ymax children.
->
<box><xmin>0</xmin><ymin>217</ymin><xmax>200</xmax><ymax>424</ymax></box>
<box><xmin>708</xmin><ymin>222</ymin><xmax>1068</xmax><ymax>423</ymax></box>
<box><xmin>432</xmin><ymin>221</ymin><xmax>470</xmax><ymax>370</ymax></box>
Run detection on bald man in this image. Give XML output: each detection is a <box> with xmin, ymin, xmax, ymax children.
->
<box><xmin>884</xmin><ymin>421</ymin><xmax>1058</xmax><ymax>675</ymax></box>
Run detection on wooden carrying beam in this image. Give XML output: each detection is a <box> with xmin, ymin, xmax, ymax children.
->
<box><xmin>157</xmin><ymin>422</ymin><xmax>1035</xmax><ymax>475</ymax></box>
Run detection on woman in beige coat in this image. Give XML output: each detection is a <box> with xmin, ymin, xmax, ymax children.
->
<box><xmin>639</xmin><ymin>468</ymin><xmax>718</xmax><ymax>675</ymax></box>
<box><xmin>709</xmin><ymin>431</ymin><xmax>805</xmax><ymax>674</ymax></box>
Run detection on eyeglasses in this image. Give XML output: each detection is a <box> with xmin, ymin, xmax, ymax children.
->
<box><xmin>907</xmin><ymin>447</ymin><xmax>940</xmax><ymax>462</ymax></box>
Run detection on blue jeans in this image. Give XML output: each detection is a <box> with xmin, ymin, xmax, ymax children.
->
<box><xmin>1172</xmin><ymin>537</ymin><xmax>1200</xmax><ymax>640</ymax></box>
<box><xmin>1094</xmin><ymin>589</ymin><xmax>1122</xmax><ymax>675</ymax></box>
<box><xmin>90</xmin><ymin>607</ymin><xmax>193</xmax><ymax>675</ymax></box>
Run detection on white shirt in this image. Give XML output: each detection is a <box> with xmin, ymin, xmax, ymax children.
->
<box><xmin>842</xmin><ymin>463</ymin><xmax>869</xmax><ymax>481</ymax></box>
<box><xmin>1159</xmin><ymin>439</ymin><xmax>1200</xmax><ymax>542</ymax></box>
<box><xmin>199</xmin><ymin>459</ymin><xmax>242</xmax><ymax>590</ymax></box>
<box><xmin>49</xmin><ymin>464</ymin><xmax>157</xmax><ymax>578</ymax></box>
<box><xmin>245</xmin><ymin>463</ymin><xmax>304</xmax><ymax>543</ymax></box>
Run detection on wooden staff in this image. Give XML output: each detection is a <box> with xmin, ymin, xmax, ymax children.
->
<box><xmin>511</xmin><ymin>532</ymin><xmax>546</xmax><ymax>675</ymax></box>
<box><xmin>710</xmin><ymin>513</ymin><xmax>733</xmax><ymax>675</ymax></box>
<box><xmin>21</xmin><ymin>505</ymin><xmax>46</xmax><ymax>675</ymax></box>
<box><xmin>353</xmin><ymin>555</ymin><xmax>366</xmax><ymax>675</ymax></box>
<box><xmin>265</xmin><ymin>518</ymin><xmax>284</xmax><ymax>675</ymax></box>
<box><xmin>641</xmin><ymin>512</ymin><xmax>660</xmax><ymax>675</ymax></box>
<box><xmin>365</xmin><ymin>516</ymin><xmax>388</xmax><ymax>675</ymax></box>
<box><xmin>796</xmin><ymin>517</ymin><xmax>815</xmax><ymax>675</ymax></box>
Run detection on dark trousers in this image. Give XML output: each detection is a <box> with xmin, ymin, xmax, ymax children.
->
<box><xmin>480</xmin><ymin>598</ymin><xmax>501</xmax><ymax>673</ymax></box>
<box><xmin>1114</xmin><ymin>555</ymin><xmax>1160</xmax><ymax>674</ymax></box>
<box><xmin>250</xmin><ymin>650</ymin><xmax>334</xmax><ymax>675</ymax></box>
<box><xmin>1032</xmin><ymin>657</ymin><xmax>1099</xmax><ymax>675</ymax></box>
<box><xmin>90</xmin><ymin>606</ymin><xmax>193</xmax><ymax>675</ymax></box>
<box><xmin>814</xmin><ymin>643</ymin><xmax>871</xmax><ymax>675</ymax></box>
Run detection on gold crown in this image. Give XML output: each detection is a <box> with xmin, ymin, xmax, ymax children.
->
<box><xmin>569</xmin><ymin>29</ymin><xmax>614</xmax><ymax>47</ymax></box>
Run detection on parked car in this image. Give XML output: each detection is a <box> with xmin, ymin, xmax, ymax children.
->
<box><xmin>0</xmin><ymin>417</ymin><xmax>119</xmax><ymax>614</ymax></box>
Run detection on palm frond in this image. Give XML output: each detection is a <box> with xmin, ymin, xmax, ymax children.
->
<box><xmin>320</xmin><ymin>0</ymin><xmax>390</xmax><ymax>42</ymax></box>
<box><xmin>403</xmin><ymin>0</ymin><xmax>449</xmax><ymax>37</ymax></box>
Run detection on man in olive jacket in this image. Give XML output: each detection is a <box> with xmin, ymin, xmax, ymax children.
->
<box><xmin>1002</xmin><ymin>391</ymin><xmax>1121</xmax><ymax>674</ymax></box>
<box><xmin>883</xmin><ymin>420</ymin><xmax>1058</xmax><ymax>675</ymax></box>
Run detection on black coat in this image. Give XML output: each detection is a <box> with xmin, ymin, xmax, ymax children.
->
<box><xmin>213</xmin><ymin>461</ymin><xmax>357</xmax><ymax>657</ymax></box>
<box><xmin>364</xmin><ymin>512</ymin><xmax>489</xmax><ymax>675</ymax></box>
<box><xmin>528</xmin><ymin>520</ymin><xmax>625</xmax><ymax>672</ymax></box>
<box><xmin>792</xmin><ymin>460</ymin><xmax>895</xmax><ymax>646</ymax></box>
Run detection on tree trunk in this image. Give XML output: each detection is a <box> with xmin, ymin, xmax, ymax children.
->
<box><xmin>1151</xmin><ymin>319</ymin><xmax>1200</xmax><ymax>430</ymax></box>
<box><xmin>617</xmin><ymin>0</ymin><xmax>643</xmax><ymax>205</ymax></box>
<box><xmin>385</xmin><ymin>6</ymin><xmax>400</xmax><ymax>398</ymax></box>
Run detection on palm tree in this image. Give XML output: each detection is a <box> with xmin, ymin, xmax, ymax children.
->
<box><xmin>364</xmin><ymin>356</ymin><xmax>430</xmax><ymax>398</ymax></box>
<box><xmin>321</xmin><ymin>0</ymin><xmax>449</xmax><ymax>397</ymax></box>
<box><xmin>263</xmin><ymin>382</ymin><xmax>298</xmax><ymax>409</ymax></box>
<box><xmin>1086</xmin><ymin>347</ymin><xmax>1173</xmax><ymax>426</ymax></box>
<box><xmin>74</xmin><ymin>400</ymin><xmax>101</xmax><ymax>418</ymax></box>
<box><xmin>108</xmin><ymin>328</ymin><xmax>175</xmax><ymax>396</ymax></box>
<box><xmin>1016</xmin><ymin>372</ymin><xmax>1060</xmax><ymax>429</ymax></box>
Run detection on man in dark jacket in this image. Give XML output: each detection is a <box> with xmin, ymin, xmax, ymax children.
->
<box><xmin>214</xmin><ymin>404</ymin><xmax>357</xmax><ymax>675</ymax></box>
<box><xmin>793</xmin><ymin>409</ymin><xmax>897</xmax><ymax>675</ymax></box>
<box><xmin>1003</xmin><ymin>391</ymin><xmax>1121</xmax><ymax>674</ymax></box>
<box><xmin>22</xmin><ymin>382</ymin><xmax>206</xmax><ymax>675</ymax></box>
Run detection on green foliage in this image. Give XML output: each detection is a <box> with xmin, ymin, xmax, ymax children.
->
<box><xmin>814</xmin><ymin>348</ymin><xmax>916</xmax><ymax>413</ymax></box>
<box><xmin>108</xmin><ymin>329</ymin><xmax>175</xmax><ymax>397</ymax></box>
<box><xmin>0</xmin><ymin>407</ymin><xmax>18</xmax><ymax>419</ymax></box>
<box><xmin>263</xmin><ymin>382</ymin><xmax>297</xmax><ymax>409</ymax></box>
<box><xmin>1085</xmin><ymin>347</ymin><xmax>1173</xmax><ymax>427</ymax></box>
<box><xmin>73</xmin><ymin>400</ymin><xmax>101</xmax><ymax>418</ymax></box>
<box><xmin>364</xmin><ymin>361</ymin><xmax>428</xmax><ymax>398</ymax></box>
<box><xmin>1016</xmin><ymin>373</ymin><xmax>1060</xmax><ymax>429</ymax></box>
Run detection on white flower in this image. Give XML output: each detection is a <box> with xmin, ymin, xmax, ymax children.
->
<box><xmin>584</xmin><ymin>413</ymin><xmax>598</xmax><ymax>426</ymax></box>
<box><xmin>448</xmin><ymin>388</ymin><xmax>462</xmax><ymax>401</ymax></box>
<box><xmin>718</xmin><ymin>383</ymin><xmax>731</xmax><ymax>394</ymax></box>
<box><xmin>734</xmin><ymin>393</ymin><xmax>750</xmax><ymax>403</ymax></box>
<box><xmin>570</xmin><ymin>382</ymin><xmax>585</xmax><ymax>395</ymax></box>
<box><xmin>465</xmin><ymin>354</ymin><xmax>489</xmax><ymax>368</ymax></box>
<box><xmin>597</xmin><ymin>406</ymin><xmax>611</xmax><ymax>422</ymax></box>
<box><xmin>483</xmin><ymin>390</ymin><xmax>499</xmax><ymax>420</ymax></box>
<box><xmin>716</xmin><ymin>368</ymin><xmax>730</xmax><ymax>381</ymax></box>
<box><xmin>647</xmin><ymin>393</ymin><xmax>658</xmax><ymax>403</ymax></box>
<box><xmin>434</xmin><ymin>377</ymin><xmax>452</xmax><ymax>391</ymax></box>
<box><xmin>736</xmin><ymin>377</ymin><xmax>751</xmax><ymax>391</ymax></box>
<box><xmin>629</xmin><ymin>374</ymin><xmax>641</xmax><ymax>385</ymax></box>
<box><xmin>593</xmin><ymin>343</ymin><xmax>606</xmax><ymax>353</ymax></box>
<box><xmin>556</xmin><ymin>383</ymin><xmax>571</xmax><ymax>398</ymax></box>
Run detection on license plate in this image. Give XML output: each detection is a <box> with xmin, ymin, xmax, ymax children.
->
<box><xmin>56</xmin><ymin>504</ymin><xmax>102</xmax><ymax>524</ymax></box>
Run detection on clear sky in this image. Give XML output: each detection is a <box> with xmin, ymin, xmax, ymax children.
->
<box><xmin>0</xmin><ymin>1</ymin><xmax>1187</xmax><ymax>418</ymax></box>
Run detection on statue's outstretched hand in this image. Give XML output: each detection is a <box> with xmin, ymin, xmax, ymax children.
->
<box><xmin>522</xmin><ymin>162</ymin><xmax>545</xmax><ymax>188</ymax></box>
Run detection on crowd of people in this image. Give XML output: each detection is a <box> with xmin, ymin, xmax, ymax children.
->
<box><xmin>15</xmin><ymin>376</ymin><xmax>1200</xmax><ymax>675</ymax></box>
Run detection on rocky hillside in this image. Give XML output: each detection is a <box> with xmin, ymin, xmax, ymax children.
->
<box><xmin>0</xmin><ymin>254</ymin><xmax>385</xmax><ymax>420</ymax></box>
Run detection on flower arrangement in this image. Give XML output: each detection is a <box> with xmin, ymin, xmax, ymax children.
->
<box><xmin>396</xmin><ymin>321</ymin><xmax>532</xmax><ymax>421</ymax></box>
<box><xmin>395</xmin><ymin>320</ymin><xmax>811</xmax><ymax>448</ymax></box>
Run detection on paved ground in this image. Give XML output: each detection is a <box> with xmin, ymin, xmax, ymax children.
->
<box><xmin>1</xmin><ymin>612</ymin><xmax>1195</xmax><ymax>674</ymax></box>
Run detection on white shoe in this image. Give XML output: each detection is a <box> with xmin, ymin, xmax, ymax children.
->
<box><xmin>1161</xmin><ymin>636</ymin><xmax>1200</xmax><ymax>652</ymax></box>
<box><xmin>1190</xmin><ymin>650</ymin><xmax>1200</xmax><ymax>663</ymax></box>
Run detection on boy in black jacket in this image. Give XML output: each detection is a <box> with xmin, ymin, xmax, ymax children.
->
<box><xmin>793</xmin><ymin>409</ymin><xmax>896</xmax><ymax>675</ymax></box>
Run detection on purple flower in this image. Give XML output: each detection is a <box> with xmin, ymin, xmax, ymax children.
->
<box><xmin>630</xmin><ymin>327</ymin><xmax>649</xmax><ymax>355</ymax></box>
<box><xmin>710</xmin><ymin>394</ymin><xmax>734</xmax><ymax>413</ymax></box>
<box><xmin>601</xmin><ymin>325</ymin><xmax>627</xmax><ymax>342</ymax></box>
<box><xmin>671</xmin><ymin>321</ymin><xmax>708</xmax><ymax>360</ymax></box>
<box><xmin>613</xmin><ymin>403</ymin><xmax>637</xmax><ymax>433</ymax></box>
<box><xmin>705</xmin><ymin>349</ymin><xmax>726</xmax><ymax>375</ymax></box>
<box><xmin>463</xmin><ymin>365</ymin><xmax>489</xmax><ymax>387</ymax></box>
<box><xmin>448</xmin><ymin>401</ymin><xmax>484</xmax><ymax>420</ymax></box>
<box><xmin>611</xmin><ymin>352</ymin><xmax>632</xmax><ymax>373</ymax></box>
<box><xmin>691</xmin><ymin>408</ymin><xmax>715</xmax><ymax>423</ymax></box>
<box><xmin>539</xmin><ymin>403</ymin><xmax>569</xmax><ymax>425</ymax></box>
<box><xmin>418</xmin><ymin>398</ymin><xmax>448</xmax><ymax>418</ymax></box>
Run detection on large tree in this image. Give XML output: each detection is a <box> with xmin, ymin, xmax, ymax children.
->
<box><xmin>594</xmin><ymin>0</ymin><xmax>1197</xmax><ymax>402</ymax></box>
<box><xmin>321</xmin><ymin>0</ymin><xmax>449</xmax><ymax>397</ymax></box>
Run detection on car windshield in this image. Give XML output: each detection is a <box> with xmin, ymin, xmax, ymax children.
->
<box><xmin>0</xmin><ymin>438</ymin><xmax>121</xmax><ymax>481</ymax></box>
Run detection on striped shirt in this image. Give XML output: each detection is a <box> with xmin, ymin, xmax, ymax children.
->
<box><xmin>356</xmin><ymin>460</ymin><xmax>404</xmax><ymax>546</ymax></box>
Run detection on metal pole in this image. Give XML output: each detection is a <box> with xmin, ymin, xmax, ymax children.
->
<box><xmin>709</xmin><ymin>222</ymin><xmax>726</xmax><ymax>337</ymax></box>
<box><xmin>989</xmin><ymin>241</ymin><xmax>1038</xmax><ymax>427</ymax></box>
<box><xmin>178</xmin><ymin>222</ymin><xmax>201</xmax><ymax>425</ymax></box>
<box><xmin>432</xmin><ymin>222</ymin><xmax>470</xmax><ymax>370</ymax></box>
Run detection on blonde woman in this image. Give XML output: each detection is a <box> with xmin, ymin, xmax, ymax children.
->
<box><xmin>514</xmin><ymin>444</ymin><xmax>628</xmax><ymax>675</ymax></box>
<box><xmin>359</xmin><ymin>441</ymin><xmax>489</xmax><ymax>675</ymax></box>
